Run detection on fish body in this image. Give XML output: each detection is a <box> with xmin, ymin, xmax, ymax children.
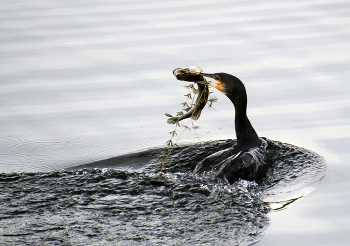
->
<box><xmin>167</xmin><ymin>83</ymin><xmax>209</xmax><ymax>124</ymax></box>
<box><xmin>167</xmin><ymin>67</ymin><xmax>209</xmax><ymax>124</ymax></box>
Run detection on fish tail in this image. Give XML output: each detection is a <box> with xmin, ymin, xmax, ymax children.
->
<box><xmin>167</xmin><ymin>117</ymin><xmax>179</xmax><ymax>124</ymax></box>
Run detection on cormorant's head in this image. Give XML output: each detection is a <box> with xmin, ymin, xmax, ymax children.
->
<box><xmin>200</xmin><ymin>72</ymin><xmax>244</xmax><ymax>96</ymax></box>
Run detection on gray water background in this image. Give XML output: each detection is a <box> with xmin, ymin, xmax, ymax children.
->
<box><xmin>1</xmin><ymin>0</ymin><xmax>350</xmax><ymax>245</ymax></box>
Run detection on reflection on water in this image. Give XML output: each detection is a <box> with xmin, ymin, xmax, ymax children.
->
<box><xmin>1</xmin><ymin>0</ymin><xmax>350</xmax><ymax>245</ymax></box>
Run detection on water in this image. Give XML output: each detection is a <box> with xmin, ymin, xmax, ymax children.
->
<box><xmin>1</xmin><ymin>0</ymin><xmax>350</xmax><ymax>245</ymax></box>
<box><xmin>0</xmin><ymin>139</ymin><xmax>325</xmax><ymax>245</ymax></box>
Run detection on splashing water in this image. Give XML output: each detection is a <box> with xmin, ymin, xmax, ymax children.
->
<box><xmin>0</xmin><ymin>138</ymin><xmax>325</xmax><ymax>245</ymax></box>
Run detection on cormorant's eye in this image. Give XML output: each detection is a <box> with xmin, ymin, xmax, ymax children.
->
<box><xmin>214</xmin><ymin>75</ymin><xmax>220</xmax><ymax>81</ymax></box>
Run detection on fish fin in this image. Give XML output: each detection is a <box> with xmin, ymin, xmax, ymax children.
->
<box><xmin>183</xmin><ymin>107</ymin><xmax>191</xmax><ymax>112</ymax></box>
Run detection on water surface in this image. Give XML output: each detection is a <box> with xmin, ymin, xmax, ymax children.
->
<box><xmin>1</xmin><ymin>0</ymin><xmax>350</xmax><ymax>245</ymax></box>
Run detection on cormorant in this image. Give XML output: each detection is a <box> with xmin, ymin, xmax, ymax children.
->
<box><xmin>194</xmin><ymin>73</ymin><xmax>268</xmax><ymax>183</ymax></box>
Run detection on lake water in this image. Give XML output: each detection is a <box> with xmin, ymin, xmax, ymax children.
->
<box><xmin>1</xmin><ymin>0</ymin><xmax>350</xmax><ymax>245</ymax></box>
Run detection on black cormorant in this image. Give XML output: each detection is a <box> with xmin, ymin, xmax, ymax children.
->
<box><xmin>194</xmin><ymin>73</ymin><xmax>268</xmax><ymax>183</ymax></box>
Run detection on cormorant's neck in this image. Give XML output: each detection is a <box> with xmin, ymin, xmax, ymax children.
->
<box><xmin>228</xmin><ymin>93</ymin><xmax>260</xmax><ymax>149</ymax></box>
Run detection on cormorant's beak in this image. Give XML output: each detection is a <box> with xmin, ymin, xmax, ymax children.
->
<box><xmin>200</xmin><ymin>73</ymin><xmax>215</xmax><ymax>78</ymax></box>
<box><xmin>200</xmin><ymin>73</ymin><xmax>222</xmax><ymax>91</ymax></box>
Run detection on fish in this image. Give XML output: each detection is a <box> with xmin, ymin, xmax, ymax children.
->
<box><xmin>172</xmin><ymin>66</ymin><xmax>204</xmax><ymax>82</ymax></box>
<box><xmin>167</xmin><ymin>66</ymin><xmax>209</xmax><ymax>124</ymax></box>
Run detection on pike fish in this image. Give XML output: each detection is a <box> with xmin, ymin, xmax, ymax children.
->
<box><xmin>167</xmin><ymin>66</ymin><xmax>209</xmax><ymax>124</ymax></box>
